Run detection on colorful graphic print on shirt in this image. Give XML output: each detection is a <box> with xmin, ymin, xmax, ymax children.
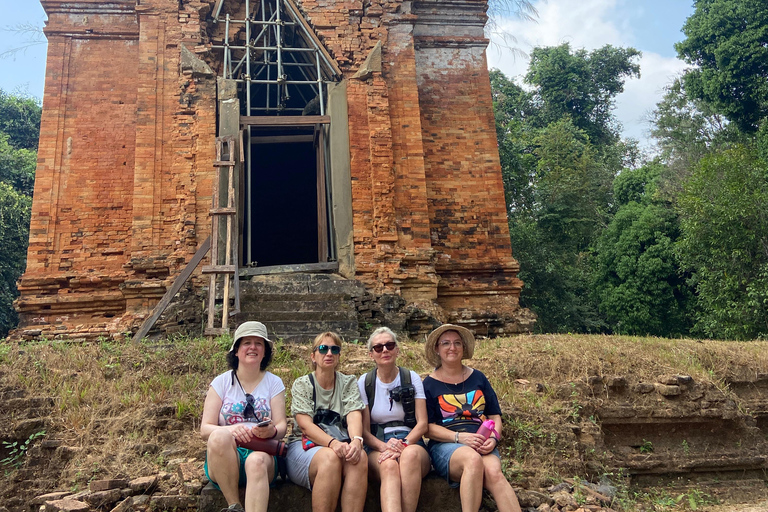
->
<box><xmin>437</xmin><ymin>390</ymin><xmax>487</xmax><ymax>428</ymax></box>
<box><xmin>220</xmin><ymin>395</ymin><xmax>270</xmax><ymax>425</ymax></box>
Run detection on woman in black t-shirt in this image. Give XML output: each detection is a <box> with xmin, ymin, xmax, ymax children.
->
<box><xmin>422</xmin><ymin>324</ymin><xmax>522</xmax><ymax>512</ymax></box>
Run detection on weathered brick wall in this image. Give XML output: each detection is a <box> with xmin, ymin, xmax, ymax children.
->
<box><xmin>16</xmin><ymin>0</ymin><xmax>532</xmax><ymax>339</ymax></box>
<box><xmin>17</xmin><ymin>0</ymin><xmax>217</xmax><ymax>339</ymax></box>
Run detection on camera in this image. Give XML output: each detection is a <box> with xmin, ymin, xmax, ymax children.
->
<box><xmin>390</xmin><ymin>385</ymin><xmax>417</xmax><ymax>428</ymax></box>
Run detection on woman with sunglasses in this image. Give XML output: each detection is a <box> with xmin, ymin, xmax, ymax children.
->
<box><xmin>423</xmin><ymin>324</ymin><xmax>522</xmax><ymax>512</ymax></box>
<box><xmin>286</xmin><ymin>332</ymin><xmax>368</xmax><ymax>512</ymax></box>
<box><xmin>357</xmin><ymin>327</ymin><xmax>430</xmax><ymax>512</ymax></box>
<box><xmin>201</xmin><ymin>321</ymin><xmax>288</xmax><ymax>512</ymax></box>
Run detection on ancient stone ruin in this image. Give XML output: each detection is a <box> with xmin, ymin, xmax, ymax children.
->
<box><xmin>16</xmin><ymin>0</ymin><xmax>535</xmax><ymax>340</ymax></box>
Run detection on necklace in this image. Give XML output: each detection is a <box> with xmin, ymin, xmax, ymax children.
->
<box><xmin>440</xmin><ymin>365</ymin><xmax>466</xmax><ymax>385</ymax></box>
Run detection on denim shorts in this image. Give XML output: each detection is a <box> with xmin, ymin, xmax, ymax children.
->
<box><xmin>204</xmin><ymin>446</ymin><xmax>279</xmax><ymax>489</ymax></box>
<box><xmin>427</xmin><ymin>441</ymin><xmax>500</xmax><ymax>489</ymax></box>
<box><xmin>364</xmin><ymin>429</ymin><xmax>427</xmax><ymax>454</ymax></box>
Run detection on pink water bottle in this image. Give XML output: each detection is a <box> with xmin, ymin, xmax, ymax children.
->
<box><xmin>476</xmin><ymin>419</ymin><xmax>495</xmax><ymax>440</ymax></box>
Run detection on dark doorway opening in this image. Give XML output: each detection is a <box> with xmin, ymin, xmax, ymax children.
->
<box><xmin>246</xmin><ymin>133</ymin><xmax>318</xmax><ymax>267</ymax></box>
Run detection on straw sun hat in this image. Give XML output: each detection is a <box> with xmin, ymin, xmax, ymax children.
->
<box><xmin>424</xmin><ymin>324</ymin><xmax>475</xmax><ymax>368</ymax></box>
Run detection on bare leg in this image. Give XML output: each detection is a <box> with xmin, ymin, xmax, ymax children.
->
<box><xmin>206</xmin><ymin>429</ymin><xmax>242</xmax><ymax>507</ymax></box>
<box><xmin>243</xmin><ymin>452</ymin><xmax>275</xmax><ymax>512</ymax></box>
<box><xmin>340</xmin><ymin>450</ymin><xmax>368</xmax><ymax>512</ymax></box>
<box><xmin>399</xmin><ymin>445</ymin><xmax>431</xmax><ymax>512</ymax></box>
<box><xmin>308</xmin><ymin>448</ymin><xmax>343</xmax><ymax>512</ymax></box>
<box><xmin>448</xmin><ymin>446</ymin><xmax>484</xmax><ymax>512</ymax></box>
<box><xmin>369</xmin><ymin>451</ymin><xmax>401</xmax><ymax>512</ymax></box>
<box><xmin>481</xmin><ymin>454</ymin><xmax>521</xmax><ymax>512</ymax></box>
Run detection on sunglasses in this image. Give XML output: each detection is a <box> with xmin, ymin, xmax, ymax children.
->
<box><xmin>243</xmin><ymin>393</ymin><xmax>256</xmax><ymax>419</ymax></box>
<box><xmin>371</xmin><ymin>341</ymin><xmax>397</xmax><ymax>353</ymax></box>
<box><xmin>316</xmin><ymin>344</ymin><xmax>341</xmax><ymax>355</ymax></box>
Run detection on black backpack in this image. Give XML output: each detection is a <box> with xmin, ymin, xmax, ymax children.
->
<box><xmin>364</xmin><ymin>366</ymin><xmax>415</xmax><ymax>441</ymax></box>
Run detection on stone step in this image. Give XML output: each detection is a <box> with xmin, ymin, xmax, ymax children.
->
<box><xmin>241</xmin><ymin>276</ymin><xmax>365</xmax><ymax>298</ymax></box>
<box><xmin>199</xmin><ymin>475</ymin><xmax>461</xmax><ymax>512</ymax></box>
<box><xmin>242</xmin><ymin>310</ymin><xmax>357</xmax><ymax>323</ymax></box>
<box><xmin>238</xmin><ymin>299</ymin><xmax>357</xmax><ymax>313</ymax></box>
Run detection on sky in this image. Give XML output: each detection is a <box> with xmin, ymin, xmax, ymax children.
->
<box><xmin>0</xmin><ymin>0</ymin><xmax>694</xmax><ymax>150</ymax></box>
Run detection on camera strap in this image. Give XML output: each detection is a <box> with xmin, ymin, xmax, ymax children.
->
<box><xmin>365</xmin><ymin>366</ymin><xmax>413</xmax><ymax>440</ymax></box>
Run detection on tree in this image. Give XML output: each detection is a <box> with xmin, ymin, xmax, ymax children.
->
<box><xmin>592</xmin><ymin>163</ymin><xmax>693</xmax><ymax>336</ymax></box>
<box><xmin>0</xmin><ymin>182</ymin><xmax>31</xmax><ymax>338</ymax></box>
<box><xmin>0</xmin><ymin>91</ymin><xmax>42</xmax><ymax>150</ymax></box>
<box><xmin>0</xmin><ymin>89</ymin><xmax>39</xmax><ymax>338</ymax></box>
<box><xmin>676</xmin><ymin>143</ymin><xmax>768</xmax><ymax>339</ymax></box>
<box><xmin>525</xmin><ymin>44</ymin><xmax>641</xmax><ymax>146</ymax></box>
<box><xmin>676</xmin><ymin>0</ymin><xmax>768</xmax><ymax>132</ymax></box>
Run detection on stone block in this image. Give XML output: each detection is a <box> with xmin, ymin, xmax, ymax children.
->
<box><xmin>110</xmin><ymin>497</ymin><xmax>133</xmax><ymax>512</ymax></box>
<box><xmin>31</xmin><ymin>492</ymin><xmax>72</xmax><ymax>506</ymax></box>
<box><xmin>176</xmin><ymin>462</ymin><xmax>202</xmax><ymax>483</ymax></box>
<box><xmin>634</xmin><ymin>383</ymin><xmax>655</xmax><ymax>393</ymax></box>
<box><xmin>654</xmin><ymin>383</ymin><xmax>681</xmax><ymax>397</ymax></box>
<box><xmin>150</xmin><ymin>496</ymin><xmax>198</xmax><ymax>510</ymax></box>
<box><xmin>83</xmin><ymin>488</ymin><xmax>122</xmax><ymax>508</ymax></box>
<box><xmin>90</xmin><ymin>479</ymin><xmax>128</xmax><ymax>492</ymax></box>
<box><xmin>44</xmin><ymin>499</ymin><xmax>90</xmax><ymax>512</ymax></box>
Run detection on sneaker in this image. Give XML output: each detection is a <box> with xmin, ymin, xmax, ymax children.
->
<box><xmin>220</xmin><ymin>505</ymin><xmax>245</xmax><ymax>512</ymax></box>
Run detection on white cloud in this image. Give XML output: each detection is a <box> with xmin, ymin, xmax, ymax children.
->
<box><xmin>486</xmin><ymin>0</ymin><xmax>688</xmax><ymax>149</ymax></box>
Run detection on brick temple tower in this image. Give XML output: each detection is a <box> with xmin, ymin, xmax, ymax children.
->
<box><xmin>16</xmin><ymin>0</ymin><xmax>535</xmax><ymax>340</ymax></box>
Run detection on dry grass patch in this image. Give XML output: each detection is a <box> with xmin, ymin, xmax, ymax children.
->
<box><xmin>2</xmin><ymin>333</ymin><xmax>768</xmax><ymax>508</ymax></box>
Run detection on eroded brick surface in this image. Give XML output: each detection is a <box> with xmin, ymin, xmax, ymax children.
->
<box><xmin>16</xmin><ymin>0</ymin><xmax>533</xmax><ymax>339</ymax></box>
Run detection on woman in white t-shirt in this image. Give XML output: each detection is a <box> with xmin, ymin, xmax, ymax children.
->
<box><xmin>201</xmin><ymin>322</ymin><xmax>287</xmax><ymax>512</ymax></box>
<box><xmin>357</xmin><ymin>327</ymin><xmax>431</xmax><ymax>512</ymax></box>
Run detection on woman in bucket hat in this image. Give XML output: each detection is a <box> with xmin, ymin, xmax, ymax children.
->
<box><xmin>423</xmin><ymin>324</ymin><xmax>522</xmax><ymax>512</ymax></box>
<box><xmin>201</xmin><ymin>321</ymin><xmax>288</xmax><ymax>512</ymax></box>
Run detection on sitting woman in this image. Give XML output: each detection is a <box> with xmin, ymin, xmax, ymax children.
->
<box><xmin>357</xmin><ymin>327</ymin><xmax>431</xmax><ymax>512</ymax></box>
<box><xmin>286</xmin><ymin>332</ymin><xmax>368</xmax><ymax>512</ymax></box>
<box><xmin>201</xmin><ymin>321</ymin><xmax>287</xmax><ymax>512</ymax></box>
<box><xmin>423</xmin><ymin>324</ymin><xmax>522</xmax><ymax>512</ymax></box>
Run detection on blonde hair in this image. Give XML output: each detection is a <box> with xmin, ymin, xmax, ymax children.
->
<box><xmin>310</xmin><ymin>331</ymin><xmax>343</xmax><ymax>370</ymax></box>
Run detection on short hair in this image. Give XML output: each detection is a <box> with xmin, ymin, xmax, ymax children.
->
<box><xmin>310</xmin><ymin>331</ymin><xmax>343</xmax><ymax>370</ymax></box>
<box><xmin>366</xmin><ymin>327</ymin><xmax>399</xmax><ymax>351</ymax></box>
<box><xmin>227</xmin><ymin>337</ymin><xmax>273</xmax><ymax>372</ymax></box>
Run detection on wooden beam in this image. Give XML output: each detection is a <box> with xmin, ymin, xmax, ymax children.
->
<box><xmin>240</xmin><ymin>115</ymin><xmax>330</xmax><ymax>126</ymax></box>
<box><xmin>131</xmin><ymin>236</ymin><xmax>211</xmax><ymax>343</ymax></box>
<box><xmin>251</xmin><ymin>135</ymin><xmax>315</xmax><ymax>144</ymax></box>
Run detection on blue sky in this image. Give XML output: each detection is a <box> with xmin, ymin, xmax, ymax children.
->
<box><xmin>1</xmin><ymin>0</ymin><xmax>694</xmax><ymax>149</ymax></box>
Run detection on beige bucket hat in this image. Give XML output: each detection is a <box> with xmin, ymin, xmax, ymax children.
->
<box><xmin>424</xmin><ymin>324</ymin><xmax>475</xmax><ymax>368</ymax></box>
<box><xmin>230</xmin><ymin>321</ymin><xmax>274</xmax><ymax>351</ymax></box>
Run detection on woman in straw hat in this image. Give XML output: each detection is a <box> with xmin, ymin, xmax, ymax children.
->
<box><xmin>285</xmin><ymin>331</ymin><xmax>368</xmax><ymax>512</ymax></box>
<box><xmin>201</xmin><ymin>321</ymin><xmax>288</xmax><ymax>512</ymax></box>
<box><xmin>357</xmin><ymin>327</ymin><xmax>431</xmax><ymax>512</ymax></box>
<box><xmin>423</xmin><ymin>324</ymin><xmax>522</xmax><ymax>512</ymax></box>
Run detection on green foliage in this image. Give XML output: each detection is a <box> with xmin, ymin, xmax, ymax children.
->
<box><xmin>0</xmin><ymin>182</ymin><xmax>31</xmax><ymax>338</ymax></box>
<box><xmin>676</xmin><ymin>0</ymin><xmax>768</xmax><ymax>132</ymax></box>
<box><xmin>525</xmin><ymin>43</ymin><xmax>641</xmax><ymax>146</ymax></box>
<box><xmin>593</xmin><ymin>200</ymin><xmax>692</xmax><ymax>337</ymax></box>
<box><xmin>676</xmin><ymin>144</ymin><xmax>768</xmax><ymax>339</ymax></box>
<box><xmin>1</xmin><ymin>430</ymin><xmax>45</xmax><ymax>469</ymax></box>
<box><xmin>0</xmin><ymin>133</ymin><xmax>36</xmax><ymax>197</ymax></box>
<box><xmin>0</xmin><ymin>91</ymin><xmax>42</xmax><ymax>151</ymax></box>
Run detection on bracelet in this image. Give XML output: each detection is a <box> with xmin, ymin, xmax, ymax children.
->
<box><xmin>401</xmin><ymin>439</ymin><xmax>408</xmax><ymax>446</ymax></box>
<box><xmin>353</xmin><ymin>436</ymin><xmax>364</xmax><ymax>444</ymax></box>
<box><xmin>454</xmin><ymin>432</ymin><xmax>459</xmax><ymax>444</ymax></box>
<box><xmin>328</xmin><ymin>438</ymin><xmax>335</xmax><ymax>447</ymax></box>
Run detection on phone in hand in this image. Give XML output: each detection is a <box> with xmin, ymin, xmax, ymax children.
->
<box><xmin>254</xmin><ymin>418</ymin><xmax>272</xmax><ymax>427</ymax></box>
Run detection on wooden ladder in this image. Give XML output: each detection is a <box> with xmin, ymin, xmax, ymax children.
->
<box><xmin>203</xmin><ymin>135</ymin><xmax>241</xmax><ymax>336</ymax></box>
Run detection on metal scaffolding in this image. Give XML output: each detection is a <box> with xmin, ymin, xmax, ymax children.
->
<box><xmin>211</xmin><ymin>0</ymin><xmax>340</xmax><ymax>116</ymax></box>
<box><xmin>210</xmin><ymin>0</ymin><xmax>340</xmax><ymax>267</ymax></box>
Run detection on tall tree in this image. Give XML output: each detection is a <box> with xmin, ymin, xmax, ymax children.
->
<box><xmin>0</xmin><ymin>89</ymin><xmax>39</xmax><ymax>338</ymax></box>
<box><xmin>676</xmin><ymin>0</ymin><xmax>768</xmax><ymax>132</ymax></box>
<box><xmin>525</xmin><ymin>43</ymin><xmax>641</xmax><ymax>146</ymax></box>
<box><xmin>676</xmin><ymin>142</ymin><xmax>768</xmax><ymax>340</ymax></box>
<box><xmin>592</xmin><ymin>163</ymin><xmax>693</xmax><ymax>337</ymax></box>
